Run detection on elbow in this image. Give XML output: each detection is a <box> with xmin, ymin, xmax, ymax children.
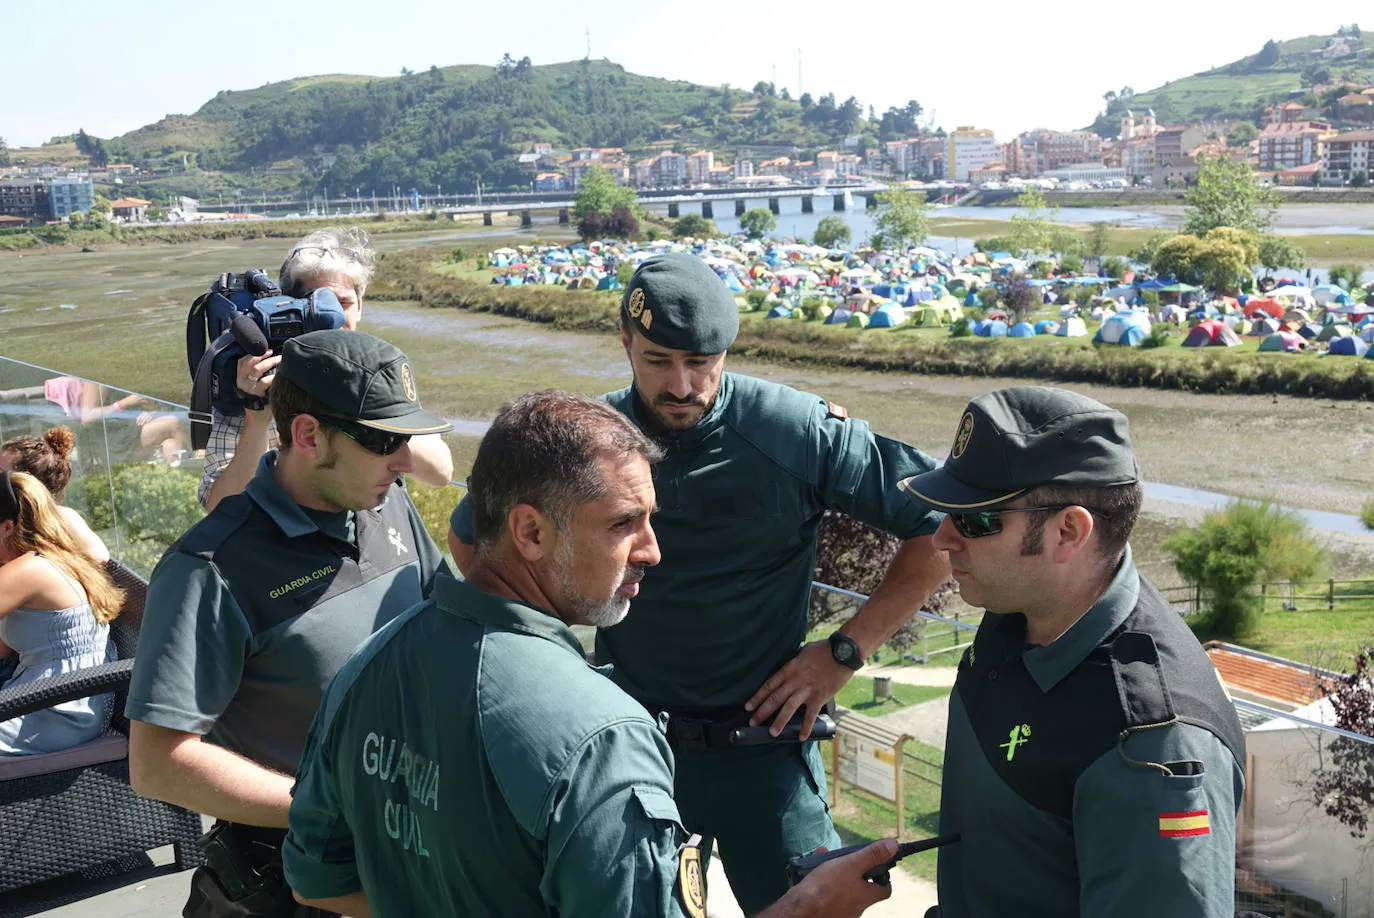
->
<box><xmin>127</xmin><ymin>722</ymin><xmax>186</xmax><ymax>803</ymax></box>
<box><xmin>128</xmin><ymin>746</ymin><xmax>166</xmax><ymax>801</ymax></box>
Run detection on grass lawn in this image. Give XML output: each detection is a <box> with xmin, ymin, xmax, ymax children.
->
<box><xmin>835</xmin><ymin>676</ymin><xmax>951</xmax><ymax>714</ymax></box>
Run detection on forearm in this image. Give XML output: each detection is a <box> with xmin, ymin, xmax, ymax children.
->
<box><xmin>408</xmin><ymin>434</ymin><xmax>454</xmax><ymax>488</ymax></box>
<box><xmin>129</xmin><ymin>722</ymin><xmax>294</xmax><ymax>827</ymax></box>
<box><xmin>204</xmin><ymin>410</ymin><xmax>273</xmax><ymax>512</ymax></box>
<box><xmin>295</xmin><ymin>890</ymin><xmax>372</xmax><ymax>917</ymax></box>
<box><xmin>840</xmin><ymin>535</ymin><xmax>950</xmax><ymax>656</ymax></box>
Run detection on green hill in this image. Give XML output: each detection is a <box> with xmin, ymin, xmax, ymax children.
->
<box><xmin>74</xmin><ymin>58</ymin><xmax>909</xmax><ymax>198</ymax></box>
<box><xmin>1086</xmin><ymin>28</ymin><xmax>1372</xmax><ymax>132</ymax></box>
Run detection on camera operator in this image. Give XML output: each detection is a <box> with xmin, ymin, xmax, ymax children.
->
<box><xmin>199</xmin><ymin>227</ymin><xmax>454</xmax><ymax>511</ymax></box>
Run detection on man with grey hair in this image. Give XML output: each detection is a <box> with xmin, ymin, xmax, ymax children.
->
<box><xmin>199</xmin><ymin>226</ymin><xmax>453</xmax><ymax>510</ymax></box>
<box><xmin>284</xmin><ymin>389</ymin><xmax>899</xmax><ymax>918</ymax></box>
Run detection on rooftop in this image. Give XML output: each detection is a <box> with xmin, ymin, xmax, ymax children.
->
<box><xmin>1204</xmin><ymin>642</ymin><xmax>1332</xmax><ymax>707</ymax></box>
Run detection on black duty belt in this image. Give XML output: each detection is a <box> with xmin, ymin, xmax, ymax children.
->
<box><xmin>663</xmin><ymin>706</ymin><xmax>837</xmax><ymax>750</ymax></box>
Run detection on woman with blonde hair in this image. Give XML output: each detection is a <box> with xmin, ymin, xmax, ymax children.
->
<box><xmin>1</xmin><ymin>425</ymin><xmax>109</xmax><ymax>562</ymax></box>
<box><xmin>0</xmin><ymin>470</ymin><xmax>122</xmax><ymax>755</ymax></box>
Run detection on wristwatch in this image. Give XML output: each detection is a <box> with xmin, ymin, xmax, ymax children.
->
<box><xmin>828</xmin><ymin>631</ymin><xmax>864</xmax><ymax>671</ymax></box>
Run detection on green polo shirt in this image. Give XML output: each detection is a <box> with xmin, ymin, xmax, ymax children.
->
<box><xmin>451</xmin><ymin>372</ymin><xmax>941</xmax><ymax>712</ymax></box>
<box><xmin>126</xmin><ymin>452</ymin><xmax>446</xmax><ymax>775</ymax></box>
<box><xmin>283</xmin><ymin>574</ymin><xmax>699</xmax><ymax>918</ymax></box>
<box><xmin>937</xmin><ymin>548</ymin><xmax>1246</xmax><ymax>918</ymax></box>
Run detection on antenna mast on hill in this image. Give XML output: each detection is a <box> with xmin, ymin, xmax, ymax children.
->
<box><xmin>585</xmin><ymin>27</ymin><xmax>591</xmax><ymax>61</ymax></box>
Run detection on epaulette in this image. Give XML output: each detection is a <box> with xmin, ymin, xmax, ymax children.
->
<box><xmin>172</xmin><ymin>492</ymin><xmax>256</xmax><ymax>562</ymax></box>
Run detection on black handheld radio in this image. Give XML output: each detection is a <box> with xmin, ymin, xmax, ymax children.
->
<box><xmin>785</xmin><ymin>833</ymin><xmax>961</xmax><ymax>887</ymax></box>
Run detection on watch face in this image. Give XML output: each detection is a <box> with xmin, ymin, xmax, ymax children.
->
<box><xmin>834</xmin><ymin>640</ymin><xmax>855</xmax><ymax>662</ymax></box>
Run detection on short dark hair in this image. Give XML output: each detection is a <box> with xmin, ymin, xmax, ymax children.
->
<box><xmin>1017</xmin><ymin>481</ymin><xmax>1143</xmax><ymax>562</ymax></box>
<box><xmin>470</xmin><ymin>390</ymin><xmax>663</xmax><ymax>552</ymax></box>
<box><xmin>269</xmin><ymin>373</ymin><xmax>344</xmax><ymax>452</ymax></box>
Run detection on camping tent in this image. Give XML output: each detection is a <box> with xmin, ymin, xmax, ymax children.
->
<box><xmin>1296</xmin><ymin>322</ymin><xmax>1324</xmax><ymax>340</ymax></box>
<box><xmin>766</xmin><ymin>305</ymin><xmax>793</xmax><ymax>319</ymax></box>
<box><xmin>976</xmin><ymin>319</ymin><xmax>1009</xmax><ymax>337</ymax></box>
<box><xmin>1034</xmin><ymin>319</ymin><xmax>1060</xmax><ymax>335</ymax></box>
<box><xmin>1316</xmin><ymin>323</ymin><xmax>1354</xmax><ymax>342</ymax></box>
<box><xmin>868</xmin><ymin>303</ymin><xmax>909</xmax><ymax>328</ymax></box>
<box><xmin>1009</xmin><ymin>322</ymin><xmax>1036</xmax><ymax>338</ymax></box>
<box><xmin>1251</xmin><ymin>317</ymin><xmax>1280</xmax><ymax>336</ymax></box>
<box><xmin>1330</xmin><ymin>336</ymin><xmax>1370</xmax><ymax>357</ymax></box>
<box><xmin>1258</xmin><ymin>331</ymin><xmax>1304</xmax><ymax>352</ymax></box>
<box><xmin>825</xmin><ymin>308</ymin><xmax>854</xmax><ymax>325</ymax></box>
<box><xmin>1055</xmin><ymin>317</ymin><xmax>1089</xmax><ymax>337</ymax></box>
<box><xmin>1182</xmin><ymin>319</ymin><xmax>1241</xmax><ymax>347</ymax></box>
<box><xmin>1094</xmin><ymin>311</ymin><xmax>1152</xmax><ymax>347</ymax></box>
<box><xmin>1245</xmin><ymin>298</ymin><xmax>1283</xmax><ymax>319</ymax></box>
<box><xmin>845</xmin><ymin>312</ymin><xmax>870</xmax><ymax>328</ymax></box>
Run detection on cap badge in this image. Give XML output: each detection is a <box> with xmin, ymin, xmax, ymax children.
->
<box><xmin>641</xmin><ymin>308</ymin><xmax>653</xmax><ymax>330</ymax></box>
<box><xmin>628</xmin><ymin>287</ymin><xmax>646</xmax><ymax>319</ymax></box>
<box><xmin>951</xmin><ymin>411</ymin><xmax>975</xmax><ymax>460</ymax></box>
<box><xmin>401</xmin><ymin>363</ymin><xmax>417</xmax><ymax>402</ymax></box>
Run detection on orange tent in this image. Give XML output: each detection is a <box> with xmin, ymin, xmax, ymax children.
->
<box><xmin>1245</xmin><ymin>297</ymin><xmax>1283</xmax><ymax>319</ymax></box>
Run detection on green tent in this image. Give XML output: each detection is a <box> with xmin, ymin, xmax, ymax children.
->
<box><xmin>846</xmin><ymin>312</ymin><xmax>870</xmax><ymax>329</ymax></box>
<box><xmin>1316</xmin><ymin>323</ymin><xmax>1353</xmax><ymax>342</ymax></box>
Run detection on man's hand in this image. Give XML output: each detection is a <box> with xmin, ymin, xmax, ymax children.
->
<box><xmin>236</xmin><ymin>351</ymin><xmax>281</xmax><ymax>402</ymax></box>
<box><xmin>765</xmin><ymin>839</ymin><xmax>898</xmax><ymax>918</ymax></box>
<box><xmin>746</xmin><ymin>640</ymin><xmax>854</xmax><ymax>738</ymax></box>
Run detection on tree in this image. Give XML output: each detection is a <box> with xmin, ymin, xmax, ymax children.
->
<box><xmin>1327</xmin><ymin>264</ymin><xmax>1367</xmax><ymax>290</ymax></box>
<box><xmin>1150</xmin><ymin>230</ymin><xmax>1253</xmax><ymax>291</ymax></box>
<box><xmin>0</xmin><ymin>136</ymin><xmax>8</xmax><ymax>167</ymax></box>
<box><xmin>739</xmin><ymin>207</ymin><xmax>777</xmax><ymax>239</ymax></box>
<box><xmin>1008</xmin><ymin>187</ymin><xmax>1058</xmax><ymax>256</ymax></box>
<box><xmin>572</xmin><ymin>166</ymin><xmax>638</xmax><ymax>239</ymax></box>
<box><xmin>1003</xmin><ymin>279</ymin><xmax>1038</xmax><ymax>322</ymax></box>
<box><xmin>672</xmin><ymin>213</ymin><xmax>717</xmax><ymax>239</ymax></box>
<box><xmin>1165</xmin><ymin>501</ymin><xmax>1327</xmax><ymax>639</ymax></box>
<box><xmin>1255</xmin><ymin>39</ymin><xmax>1282</xmax><ymax>69</ymax></box>
<box><xmin>1353</xmin><ymin>170</ymin><xmax>1370</xmax><ymax>187</ymax></box>
<box><xmin>870</xmin><ymin>187</ymin><xmax>929</xmax><ymax>249</ymax></box>
<box><xmin>1182</xmin><ymin>153</ymin><xmax>1281</xmax><ymax>235</ymax></box>
<box><xmin>1085</xmin><ymin>221</ymin><xmax>1114</xmax><ymax>268</ymax></box>
<box><xmin>1257</xmin><ymin>235</ymin><xmax>1307</xmax><ymax>273</ymax></box>
<box><xmin>1307</xmin><ymin>646</ymin><xmax>1374</xmax><ymax>838</ymax></box>
<box><xmin>813</xmin><ymin>216</ymin><xmax>851</xmax><ymax>249</ymax></box>
<box><xmin>1227</xmin><ymin>122</ymin><xmax>1258</xmax><ymax>146</ymax></box>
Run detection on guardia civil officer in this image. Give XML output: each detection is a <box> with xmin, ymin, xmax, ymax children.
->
<box><xmin>284</xmin><ymin>390</ymin><xmax>900</xmax><ymax>918</ymax></box>
<box><xmin>127</xmin><ymin>330</ymin><xmax>451</xmax><ymax>917</ymax></box>
<box><xmin>447</xmin><ymin>254</ymin><xmax>950</xmax><ymax>913</ymax></box>
<box><xmin>898</xmin><ymin>386</ymin><xmax>1245</xmax><ymax>918</ymax></box>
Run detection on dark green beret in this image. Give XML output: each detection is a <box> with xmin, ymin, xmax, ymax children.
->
<box><xmin>621</xmin><ymin>252</ymin><xmax>739</xmax><ymax>354</ymax></box>
<box><xmin>898</xmin><ymin>386</ymin><xmax>1139</xmax><ymax>510</ymax></box>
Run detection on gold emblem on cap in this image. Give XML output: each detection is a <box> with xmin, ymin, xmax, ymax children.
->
<box><xmin>628</xmin><ymin>287</ymin><xmax>646</xmax><ymax>318</ymax></box>
<box><xmin>641</xmin><ymin>308</ymin><xmax>653</xmax><ymax>330</ymax></box>
<box><xmin>678</xmin><ymin>839</ymin><xmax>706</xmax><ymax>918</ymax></box>
<box><xmin>401</xmin><ymin>363</ymin><xmax>417</xmax><ymax>403</ymax></box>
<box><xmin>951</xmin><ymin>411</ymin><xmax>974</xmax><ymax>460</ymax></box>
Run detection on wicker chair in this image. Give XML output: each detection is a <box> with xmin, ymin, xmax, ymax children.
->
<box><xmin>0</xmin><ymin>558</ymin><xmax>203</xmax><ymax>896</ymax></box>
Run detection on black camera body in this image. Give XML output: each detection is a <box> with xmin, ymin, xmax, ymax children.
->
<box><xmin>186</xmin><ymin>269</ymin><xmax>348</xmax><ymax>450</ymax></box>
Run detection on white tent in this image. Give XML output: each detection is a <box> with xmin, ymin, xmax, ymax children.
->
<box><xmin>1055</xmin><ymin>317</ymin><xmax>1089</xmax><ymax>337</ymax></box>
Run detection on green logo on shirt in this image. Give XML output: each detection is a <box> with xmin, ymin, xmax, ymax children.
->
<box><xmin>1000</xmin><ymin>724</ymin><xmax>1032</xmax><ymax>761</ymax></box>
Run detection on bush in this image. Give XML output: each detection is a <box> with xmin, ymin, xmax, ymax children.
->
<box><xmin>949</xmin><ymin>317</ymin><xmax>972</xmax><ymax>337</ymax></box>
<box><xmin>672</xmin><ymin>213</ymin><xmax>717</xmax><ymax>239</ymax></box>
<box><xmin>1059</xmin><ymin>254</ymin><xmax>1084</xmax><ymax>275</ymax></box>
<box><xmin>1004</xmin><ymin>279</ymin><xmax>1039</xmax><ymax>321</ymax></box>
<box><xmin>1166</xmin><ymin>501</ymin><xmax>1327</xmax><ymax>639</ymax></box>
<box><xmin>1362</xmin><ymin>497</ymin><xmax>1374</xmax><ymax>532</ymax></box>
<box><xmin>977</xmin><ymin>286</ymin><xmax>1001</xmax><ymax>310</ymax></box>
<box><xmin>444</xmin><ymin>247</ymin><xmax>466</xmax><ymax>264</ymax></box>
<box><xmin>1100</xmin><ymin>256</ymin><xmax>1129</xmax><ymax>280</ymax></box>
<box><xmin>1140</xmin><ymin>327</ymin><xmax>1173</xmax><ymax>349</ymax></box>
<box><xmin>974</xmin><ymin>236</ymin><xmax>1016</xmax><ymax>254</ymax></box>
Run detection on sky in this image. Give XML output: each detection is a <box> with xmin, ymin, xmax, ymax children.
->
<box><xmin>4</xmin><ymin>1</ymin><xmax>1365</xmax><ymax>149</ymax></box>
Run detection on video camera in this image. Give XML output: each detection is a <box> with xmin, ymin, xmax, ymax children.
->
<box><xmin>186</xmin><ymin>269</ymin><xmax>348</xmax><ymax>450</ymax></box>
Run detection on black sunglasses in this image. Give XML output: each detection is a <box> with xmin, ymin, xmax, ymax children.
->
<box><xmin>949</xmin><ymin>505</ymin><xmax>1076</xmax><ymax>539</ymax></box>
<box><xmin>318</xmin><ymin>417</ymin><xmax>411</xmax><ymax>456</ymax></box>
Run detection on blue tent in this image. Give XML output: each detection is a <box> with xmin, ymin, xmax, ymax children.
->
<box><xmin>766</xmin><ymin>305</ymin><xmax>793</xmax><ymax>319</ymax></box>
<box><xmin>873</xmin><ymin>283</ymin><xmax>895</xmax><ymax>299</ymax></box>
<box><xmin>724</xmin><ymin>275</ymin><xmax>746</xmax><ymax>293</ymax></box>
<box><xmin>1093</xmin><ymin>312</ymin><xmax>1151</xmax><ymax>347</ymax></box>
<box><xmin>963</xmin><ymin>292</ymin><xmax>980</xmax><ymax>307</ymax></box>
<box><xmin>1138</xmin><ymin>279</ymin><xmax>1168</xmax><ymax>290</ymax></box>
<box><xmin>824</xmin><ymin>308</ymin><xmax>853</xmax><ymax>325</ymax></box>
<box><xmin>596</xmin><ymin>275</ymin><xmax>622</xmax><ymax>290</ymax></box>
<box><xmin>1034</xmin><ymin>319</ymin><xmax>1060</xmax><ymax>335</ymax></box>
<box><xmin>976</xmin><ymin>319</ymin><xmax>1009</xmax><ymax>337</ymax></box>
<box><xmin>1330</xmin><ymin>336</ymin><xmax>1370</xmax><ymax>356</ymax></box>
<box><xmin>1009</xmin><ymin>321</ymin><xmax>1036</xmax><ymax>338</ymax></box>
<box><xmin>868</xmin><ymin>303</ymin><xmax>908</xmax><ymax>328</ymax></box>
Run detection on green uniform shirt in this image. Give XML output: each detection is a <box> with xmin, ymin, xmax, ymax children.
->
<box><xmin>283</xmin><ymin>575</ymin><xmax>700</xmax><ymax>918</ymax></box>
<box><xmin>452</xmin><ymin>373</ymin><xmax>940</xmax><ymax>711</ymax></box>
<box><xmin>126</xmin><ymin>452</ymin><xmax>447</xmax><ymax>775</ymax></box>
<box><xmin>937</xmin><ymin>548</ymin><xmax>1246</xmax><ymax>918</ymax></box>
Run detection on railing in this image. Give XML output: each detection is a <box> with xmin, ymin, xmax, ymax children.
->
<box><xmin>0</xmin><ymin>356</ymin><xmax>202</xmax><ymax>578</ymax></box>
<box><xmin>1158</xmin><ymin>580</ymin><xmax>1374</xmax><ymax>617</ymax></box>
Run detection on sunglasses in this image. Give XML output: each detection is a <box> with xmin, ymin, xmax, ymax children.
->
<box><xmin>318</xmin><ymin>417</ymin><xmax>411</xmax><ymax>456</ymax></box>
<box><xmin>948</xmin><ymin>505</ymin><xmax>1076</xmax><ymax>539</ymax></box>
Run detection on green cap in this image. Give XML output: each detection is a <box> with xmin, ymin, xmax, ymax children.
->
<box><xmin>622</xmin><ymin>252</ymin><xmax>739</xmax><ymax>354</ymax></box>
<box><xmin>279</xmin><ymin>330</ymin><xmax>452</xmax><ymax>435</ymax></box>
<box><xmin>899</xmin><ymin>386</ymin><xmax>1139</xmax><ymax>510</ymax></box>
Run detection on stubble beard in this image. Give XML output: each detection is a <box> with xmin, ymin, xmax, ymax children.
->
<box><xmin>551</xmin><ymin>536</ymin><xmax>632</xmax><ymax>628</ymax></box>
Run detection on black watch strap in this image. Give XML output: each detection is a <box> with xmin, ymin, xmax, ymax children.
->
<box><xmin>240</xmin><ymin>393</ymin><xmax>269</xmax><ymax>411</ymax></box>
<box><xmin>828</xmin><ymin>631</ymin><xmax>864</xmax><ymax>671</ymax></box>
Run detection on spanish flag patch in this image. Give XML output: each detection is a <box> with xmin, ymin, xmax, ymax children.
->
<box><xmin>1159</xmin><ymin>810</ymin><xmax>1211</xmax><ymax>837</ymax></box>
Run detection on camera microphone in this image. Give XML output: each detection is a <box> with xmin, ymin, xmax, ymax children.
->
<box><xmin>230</xmin><ymin>313</ymin><xmax>270</xmax><ymax>357</ymax></box>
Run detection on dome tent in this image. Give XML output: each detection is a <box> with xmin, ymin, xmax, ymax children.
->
<box><xmin>1034</xmin><ymin>319</ymin><xmax>1060</xmax><ymax>335</ymax></box>
<box><xmin>1182</xmin><ymin>319</ymin><xmax>1241</xmax><ymax>347</ymax></box>
<box><xmin>976</xmin><ymin>319</ymin><xmax>1009</xmax><ymax>337</ymax></box>
<box><xmin>1257</xmin><ymin>331</ymin><xmax>1304</xmax><ymax>352</ymax></box>
<box><xmin>1008</xmin><ymin>321</ymin><xmax>1036</xmax><ymax>338</ymax></box>
<box><xmin>868</xmin><ymin>303</ymin><xmax>909</xmax><ymax>328</ymax></box>
<box><xmin>1329</xmin><ymin>336</ymin><xmax>1369</xmax><ymax>356</ymax></box>
<box><xmin>1093</xmin><ymin>311</ymin><xmax>1152</xmax><ymax>347</ymax></box>
<box><xmin>1055</xmin><ymin>317</ymin><xmax>1089</xmax><ymax>337</ymax></box>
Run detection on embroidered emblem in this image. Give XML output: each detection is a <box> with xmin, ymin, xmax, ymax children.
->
<box><xmin>628</xmin><ymin>287</ymin><xmax>646</xmax><ymax>318</ymax></box>
<box><xmin>1159</xmin><ymin>810</ymin><xmax>1211</xmax><ymax>837</ymax></box>
<box><xmin>951</xmin><ymin>411</ymin><xmax>975</xmax><ymax>460</ymax></box>
<box><xmin>678</xmin><ymin>835</ymin><xmax>706</xmax><ymax>918</ymax></box>
<box><xmin>999</xmin><ymin>723</ymin><xmax>1031</xmax><ymax>761</ymax></box>
<box><xmin>387</xmin><ymin>527</ymin><xmax>409</xmax><ymax>555</ymax></box>
<box><xmin>641</xmin><ymin>308</ymin><xmax>653</xmax><ymax>330</ymax></box>
<box><xmin>401</xmin><ymin>363</ymin><xmax>417</xmax><ymax>402</ymax></box>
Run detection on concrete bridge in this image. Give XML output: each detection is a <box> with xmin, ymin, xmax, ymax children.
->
<box><xmin>447</xmin><ymin>184</ymin><xmax>888</xmax><ymax>227</ymax></box>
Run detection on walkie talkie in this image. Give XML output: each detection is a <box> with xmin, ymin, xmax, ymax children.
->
<box><xmin>785</xmin><ymin>833</ymin><xmax>961</xmax><ymax>887</ymax></box>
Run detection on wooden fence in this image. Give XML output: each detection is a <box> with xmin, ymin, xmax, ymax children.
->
<box><xmin>1158</xmin><ymin>579</ymin><xmax>1374</xmax><ymax>616</ymax></box>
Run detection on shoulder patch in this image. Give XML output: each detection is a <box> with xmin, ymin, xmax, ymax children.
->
<box><xmin>827</xmin><ymin>401</ymin><xmax>848</xmax><ymax>420</ymax></box>
<box><xmin>678</xmin><ymin>834</ymin><xmax>707</xmax><ymax>918</ymax></box>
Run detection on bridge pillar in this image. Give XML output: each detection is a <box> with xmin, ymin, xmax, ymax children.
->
<box><xmin>801</xmin><ymin>196</ymin><xmax>813</xmax><ymax>214</ymax></box>
<box><xmin>520</xmin><ymin>211</ymin><xmax>532</xmax><ymax>227</ymax></box>
<box><xmin>701</xmin><ymin>202</ymin><xmax>713</xmax><ymax>218</ymax></box>
<box><xmin>768</xmin><ymin>198</ymin><xmax>780</xmax><ymax>215</ymax></box>
<box><xmin>668</xmin><ymin>202</ymin><xmax>679</xmax><ymax>218</ymax></box>
<box><xmin>735</xmin><ymin>199</ymin><xmax>746</xmax><ymax>216</ymax></box>
<box><xmin>865</xmin><ymin>194</ymin><xmax>878</xmax><ymax>210</ymax></box>
<box><xmin>558</xmin><ymin>208</ymin><xmax>569</xmax><ymax>225</ymax></box>
<box><xmin>834</xmin><ymin>194</ymin><xmax>845</xmax><ymax>211</ymax></box>
<box><xmin>483</xmin><ymin>212</ymin><xmax>493</xmax><ymax>226</ymax></box>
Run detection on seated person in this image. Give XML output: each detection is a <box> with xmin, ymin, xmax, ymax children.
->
<box><xmin>200</xmin><ymin>226</ymin><xmax>454</xmax><ymax>510</ymax></box>
<box><xmin>0</xmin><ymin>471</ymin><xmax>122</xmax><ymax>755</ymax></box>
<box><xmin>1</xmin><ymin>426</ymin><xmax>110</xmax><ymax>562</ymax></box>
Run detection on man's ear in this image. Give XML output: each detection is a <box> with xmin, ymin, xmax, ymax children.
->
<box><xmin>1049</xmin><ymin>506</ymin><xmax>1096</xmax><ymax>564</ymax></box>
<box><xmin>507</xmin><ymin>504</ymin><xmax>554</xmax><ymax>562</ymax></box>
<box><xmin>620</xmin><ymin>322</ymin><xmax>634</xmax><ymax>358</ymax></box>
<box><xmin>290</xmin><ymin>414</ymin><xmax>326</xmax><ymax>459</ymax></box>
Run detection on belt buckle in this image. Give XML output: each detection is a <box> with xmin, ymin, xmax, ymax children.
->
<box><xmin>668</xmin><ymin>717</ymin><xmax>708</xmax><ymax>750</ymax></box>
